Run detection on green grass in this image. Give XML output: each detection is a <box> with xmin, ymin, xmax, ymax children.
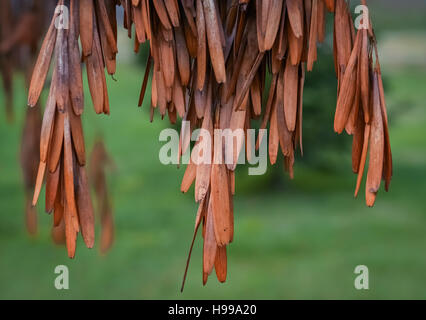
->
<box><xmin>0</xmin><ymin>54</ymin><xmax>426</xmax><ymax>299</ymax></box>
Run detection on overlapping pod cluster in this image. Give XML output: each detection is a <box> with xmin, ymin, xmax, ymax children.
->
<box><xmin>331</xmin><ymin>0</ymin><xmax>392</xmax><ymax>206</ymax></box>
<box><xmin>29</xmin><ymin>0</ymin><xmax>119</xmax><ymax>258</ymax></box>
<box><xmin>122</xmin><ymin>0</ymin><xmax>389</xmax><ymax>287</ymax></box>
<box><xmin>30</xmin><ymin>0</ymin><xmax>392</xmax><ymax>284</ymax></box>
<box><xmin>50</xmin><ymin>139</ymin><xmax>116</xmax><ymax>253</ymax></box>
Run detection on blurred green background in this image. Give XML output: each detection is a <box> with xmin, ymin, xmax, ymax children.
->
<box><xmin>0</xmin><ymin>1</ymin><xmax>426</xmax><ymax>299</ymax></box>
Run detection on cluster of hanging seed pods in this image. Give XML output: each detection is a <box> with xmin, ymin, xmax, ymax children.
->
<box><xmin>28</xmin><ymin>0</ymin><xmax>392</xmax><ymax>286</ymax></box>
<box><xmin>50</xmin><ymin>138</ymin><xmax>115</xmax><ymax>252</ymax></box>
<box><xmin>0</xmin><ymin>0</ymin><xmax>115</xmax><ymax>249</ymax></box>
<box><xmin>332</xmin><ymin>0</ymin><xmax>392</xmax><ymax>206</ymax></box>
<box><xmin>28</xmin><ymin>0</ymin><xmax>119</xmax><ymax>257</ymax></box>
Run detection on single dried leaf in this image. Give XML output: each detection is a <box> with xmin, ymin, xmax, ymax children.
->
<box><xmin>284</xmin><ymin>57</ymin><xmax>299</xmax><ymax>131</ymax></box>
<box><xmin>214</xmin><ymin>245</ymin><xmax>227</xmax><ymax>283</ymax></box>
<box><xmin>76</xmin><ymin>165</ymin><xmax>95</xmax><ymax>248</ymax></box>
<box><xmin>211</xmin><ymin>161</ymin><xmax>233</xmax><ymax>246</ymax></box>
<box><xmin>203</xmin><ymin>0</ymin><xmax>226</xmax><ymax>83</ymax></box>
<box><xmin>80</xmin><ymin>0</ymin><xmax>93</xmax><ymax>56</ymax></box>
<box><xmin>334</xmin><ymin>31</ymin><xmax>361</xmax><ymax>133</ymax></box>
<box><xmin>366</xmin><ymin>72</ymin><xmax>384</xmax><ymax>207</ymax></box>
<box><xmin>203</xmin><ymin>197</ymin><xmax>217</xmax><ymax>281</ymax></box>
<box><xmin>28</xmin><ymin>15</ymin><xmax>57</xmax><ymax>107</ymax></box>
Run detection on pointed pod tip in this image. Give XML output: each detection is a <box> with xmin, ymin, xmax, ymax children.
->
<box><xmin>84</xmin><ymin>241</ymin><xmax>95</xmax><ymax>249</ymax></box>
<box><xmin>334</xmin><ymin>126</ymin><xmax>343</xmax><ymax>134</ymax></box>
<box><xmin>366</xmin><ymin>193</ymin><xmax>377</xmax><ymax>207</ymax></box>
